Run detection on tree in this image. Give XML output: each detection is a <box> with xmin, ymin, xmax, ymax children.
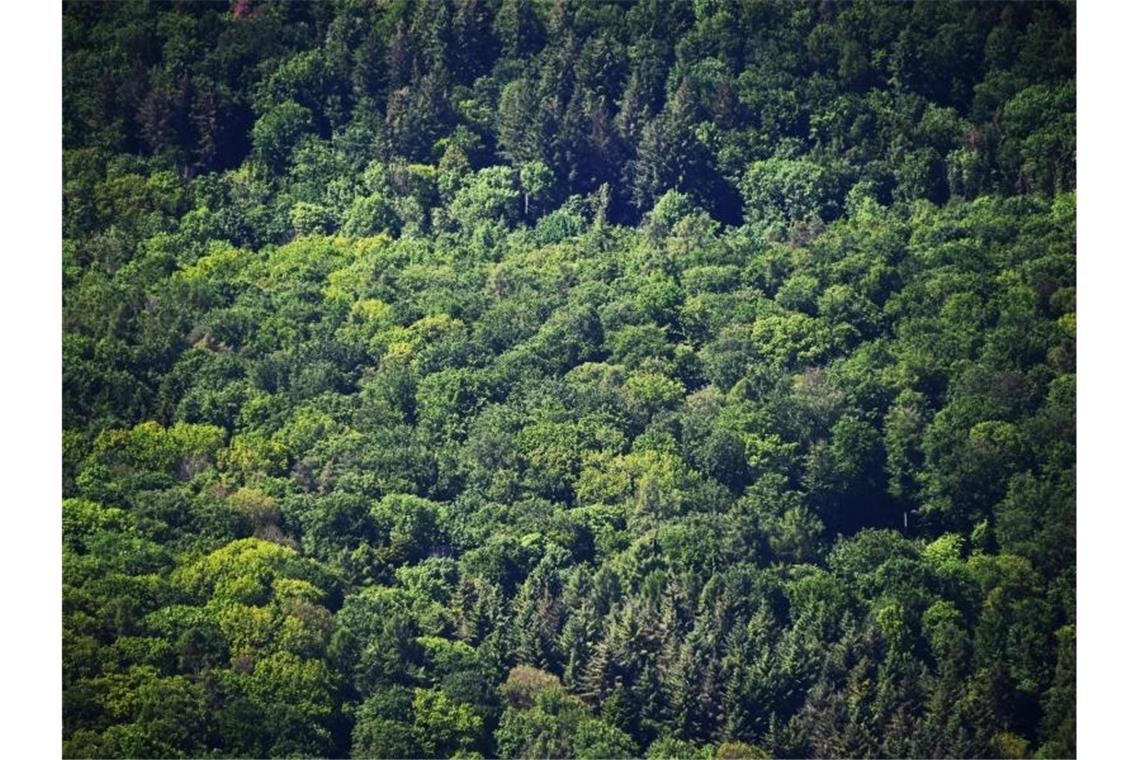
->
<box><xmin>497</xmin><ymin>78</ymin><xmax>550</xmax><ymax>166</ymax></box>
<box><xmin>412</xmin><ymin>688</ymin><xmax>484</xmax><ymax>757</ymax></box>
<box><xmin>494</xmin><ymin>0</ymin><xmax>544</xmax><ymax>60</ymax></box>
<box><xmin>252</xmin><ymin>101</ymin><xmax>313</xmax><ymax>172</ymax></box>
<box><xmin>573</xmin><ymin>718</ymin><xmax>639</xmax><ymax>759</ymax></box>
<box><xmin>520</xmin><ymin>161</ymin><xmax>556</xmax><ymax>220</ymax></box>
<box><xmin>739</xmin><ymin>158</ymin><xmax>843</xmax><ymax>224</ymax></box>
<box><xmin>495</xmin><ymin>686</ymin><xmax>588</xmax><ymax>759</ymax></box>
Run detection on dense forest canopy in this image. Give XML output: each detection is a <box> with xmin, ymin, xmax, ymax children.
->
<box><xmin>62</xmin><ymin>0</ymin><xmax>1075</xmax><ymax>757</ymax></box>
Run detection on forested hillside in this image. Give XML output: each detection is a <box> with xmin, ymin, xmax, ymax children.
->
<box><xmin>62</xmin><ymin>1</ymin><xmax>1075</xmax><ymax>757</ymax></box>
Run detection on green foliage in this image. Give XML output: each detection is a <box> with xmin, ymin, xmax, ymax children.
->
<box><xmin>253</xmin><ymin>101</ymin><xmax>315</xmax><ymax>171</ymax></box>
<box><xmin>64</xmin><ymin>2</ymin><xmax>1074</xmax><ymax>757</ymax></box>
<box><xmin>573</xmin><ymin>718</ymin><xmax>639</xmax><ymax>759</ymax></box>
<box><xmin>412</xmin><ymin>687</ymin><xmax>484</xmax><ymax>757</ymax></box>
<box><xmin>740</xmin><ymin>158</ymin><xmax>842</xmax><ymax>224</ymax></box>
<box><xmin>495</xmin><ymin>685</ymin><xmax>589</xmax><ymax>759</ymax></box>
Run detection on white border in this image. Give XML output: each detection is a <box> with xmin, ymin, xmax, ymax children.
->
<box><xmin>1077</xmin><ymin>1</ymin><xmax>1140</xmax><ymax>757</ymax></box>
<box><xmin>0</xmin><ymin>0</ymin><xmax>63</xmax><ymax>754</ymax></box>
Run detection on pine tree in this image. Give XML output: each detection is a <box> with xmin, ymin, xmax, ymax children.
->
<box><xmin>579</xmin><ymin>616</ymin><xmax>619</xmax><ymax>707</ymax></box>
<box><xmin>386</xmin><ymin>21</ymin><xmax>413</xmax><ymax>95</ymax></box>
<box><xmin>513</xmin><ymin>557</ymin><xmax>566</xmax><ymax>672</ymax></box>
<box><xmin>493</xmin><ymin>0</ymin><xmax>544</xmax><ymax>61</ymax></box>
<box><xmin>450</xmin><ymin>0</ymin><xmax>496</xmax><ymax>83</ymax></box>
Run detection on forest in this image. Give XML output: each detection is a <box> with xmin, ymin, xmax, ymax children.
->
<box><xmin>62</xmin><ymin>1</ymin><xmax>1075</xmax><ymax>757</ymax></box>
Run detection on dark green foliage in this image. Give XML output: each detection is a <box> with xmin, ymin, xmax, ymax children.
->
<box><xmin>63</xmin><ymin>2</ymin><xmax>1074</xmax><ymax>758</ymax></box>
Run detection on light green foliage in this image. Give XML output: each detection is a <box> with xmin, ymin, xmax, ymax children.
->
<box><xmin>63</xmin><ymin>499</ymin><xmax>131</xmax><ymax>551</ymax></box>
<box><xmin>752</xmin><ymin>312</ymin><xmax>850</xmax><ymax>370</ymax></box>
<box><xmin>412</xmin><ymin>687</ymin><xmax>484</xmax><ymax>757</ymax></box>
<box><xmin>578</xmin><ymin>450</ymin><xmax>698</xmax><ymax>523</ymax></box>
<box><xmin>647</xmin><ymin>736</ymin><xmax>705</xmax><ymax>759</ymax></box>
<box><xmin>290</xmin><ymin>201</ymin><xmax>335</xmax><ymax>236</ymax></box>
<box><xmin>519</xmin><ymin>161</ymin><xmax>556</xmax><ymax>219</ymax></box>
<box><xmin>342</xmin><ymin>193</ymin><xmax>400</xmax><ymax>237</ymax></box>
<box><xmin>495</xmin><ymin>685</ymin><xmax>589</xmax><ymax>759</ymax></box>
<box><xmin>172</xmin><ymin>538</ymin><xmax>323</xmax><ymax>607</ymax></box>
<box><xmin>573</xmin><ymin>718</ymin><xmax>639</xmax><ymax>759</ymax></box>
<box><xmin>93</xmin><ymin>421</ymin><xmax>225</xmax><ymax>478</ymax></box>
<box><xmin>740</xmin><ymin>158</ymin><xmax>841</xmax><ymax>224</ymax></box>
<box><xmin>448</xmin><ymin>166</ymin><xmax>521</xmax><ymax>230</ymax></box>
<box><xmin>924</xmin><ymin>533</ymin><xmax>965</xmax><ymax>569</ymax></box>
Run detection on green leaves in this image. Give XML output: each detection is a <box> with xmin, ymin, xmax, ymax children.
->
<box><xmin>740</xmin><ymin>159</ymin><xmax>843</xmax><ymax>225</ymax></box>
<box><xmin>172</xmin><ymin>538</ymin><xmax>332</xmax><ymax>608</ymax></box>
<box><xmin>412</xmin><ymin>687</ymin><xmax>484</xmax><ymax>757</ymax></box>
<box><xmin>63</xmin><ymin>186</ymin><xmax>1076</xmax><ymax>757</ymax></box>
<box><xmin>63</xmin><ymin>2</ymin><xmax>1075</xmax><ymax>756</ymax></box>
<box><xmin>252</xmin><ymin>101</ymin><xmax>315</xmax><ymax>172</ymax></box>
